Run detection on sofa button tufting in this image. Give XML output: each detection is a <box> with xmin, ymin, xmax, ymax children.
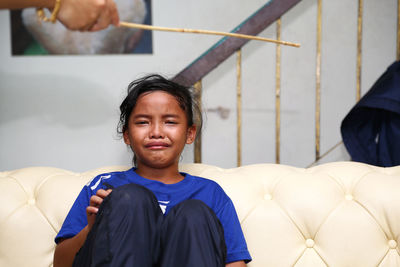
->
<box><xmin>388</xmin><ymin>240</ymin><xmax>397</xmax><ymax>249</ymax></box>
<box><xmin>264</xmin><ymin>194</ymin><xmax>272</xmax><ymax>200</ymax></box>
<box><xmin>305</xmin><ymin>239</ymin><xmax>315</xmax><ymax>248</ymax></box>
<box><xmin>345</xmin><ymin>194</ymin><xmax>353</xmax><ymax>201</ymax></box>
<box><xmin>28</xmin><ymin>199</ymin><xmax>36</xmax><ymax>205</ymax></box>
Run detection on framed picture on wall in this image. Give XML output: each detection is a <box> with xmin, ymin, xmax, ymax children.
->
<box><xmin>10</xmin><ymin>0</ymin><xmax>152</xmax><ymax>55</ymax></box>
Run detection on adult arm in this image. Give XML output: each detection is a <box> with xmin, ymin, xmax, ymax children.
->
<box><xmin>226</xmin><ymin>261</ymin><xmax>246</xmax><ymax>267</ymax></box>
<box><xmin>0</xmin><ymin>0</ymin><xmax>53</xmax><ymax>9</ymax></box>
<box><xmin>53</xmin><ymin>189</ymin><xmax>111</xmax><ymax>267</ymax></box>
<box><xmin>0</xmin><ymin>0</ymin><xmax>119</xmax><ymax>31</ymax></box>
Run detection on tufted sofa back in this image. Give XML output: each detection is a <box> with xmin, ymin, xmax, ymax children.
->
<box><xmin>1</xmin><ymin>162</ymin><xmax>400</xmax><ymax>267</ymax></box>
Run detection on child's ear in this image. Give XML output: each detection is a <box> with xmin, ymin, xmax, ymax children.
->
<box><xmin>123</xmin><ymin>130</ymin><xmax>131</xmax><ymax>145</ymax></box>
<box><xmin>186</xmin><ymin>125</ymin><xmax>197</xmax><ymax>144</ymax></box>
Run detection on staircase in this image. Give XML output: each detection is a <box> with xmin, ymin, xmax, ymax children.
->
<box><xmin>172</xmin><ymin>0</ymin><xmax>301</xmax><ymax>86</ymax></box>
<box><xmin>171</xmin><ymin>0</ymin><xmax>302</xmax><ymax>164</ymax></box>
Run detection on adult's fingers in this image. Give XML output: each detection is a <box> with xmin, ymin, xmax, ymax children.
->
<box><xmin>89</xmin><ymin>0</ymin><xmax>119</xmax><ymax>31</ymax></box>
<box><xmin>109</xmin><ymin>0</ymin><xmax>119</xmax><ymax>26</ymax></box>
<box><xmin>57</xmin><ymin>0</ymin><xmax>106</xmax><ymax>31</ymax></box>
<box><xmin>89</xmin><ymin>15</ymin><xmax>109</xmax><ymax>31</ymax></box>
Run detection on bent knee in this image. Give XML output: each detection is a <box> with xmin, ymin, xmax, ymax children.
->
<box><xmin>109</xmin><ymin>183</ymin><xmax>158</xmax><ymax>208</ymax></box>
<box><xmin>172</xmin><ymin>199</ymin><xmax>216</xmax><ymax>222</ymax></box>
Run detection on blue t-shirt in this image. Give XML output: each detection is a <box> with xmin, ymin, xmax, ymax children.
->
<box><xmin>56</xmin><ymin>168</ymin><xmax>252</xmax><ymax>263</ymax></box>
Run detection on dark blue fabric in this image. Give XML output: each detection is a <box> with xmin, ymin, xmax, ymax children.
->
<box><xmin>159</xmin><ymin>199</ymin><xmax>227</xmax><ymax>267</ymax></box>
<box><xmin>56</xmin><ymin>168</ymin><xmax>251</xmax><ymax>263</ymax></box>
<box><xmin>341</xmin><ymin>61</ymin><xmax>400</xmax><ymax>167</ymax></box>
<box><xmin>73</xmin><ymin>184</ymin><xmax>226</xmax><ymax>267</ymax></box>
<box><xmin>73</xmin><ymin>184</ymin><xmax>162</xmax><ymax>267</ymax></box>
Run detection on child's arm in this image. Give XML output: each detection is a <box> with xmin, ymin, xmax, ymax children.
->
<box><xmin>53</xmin><ymin>189</ymin><xmax>112</xmax><ymax>267</ymax></box>
<box><xmin>226</xmin><ymin>260</ymin><xmax>246</xmax><ymax>267</ymax></box>
<box><xmin>53</xmin><ymin>226</ymin><xmax>90</xmax><ymax>267</ymax></box>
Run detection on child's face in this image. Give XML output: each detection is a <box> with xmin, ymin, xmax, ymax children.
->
<box><xmin>123</xmin><ymin>91</ymin><xmax>196</xmax><ymax>169</ymax></box>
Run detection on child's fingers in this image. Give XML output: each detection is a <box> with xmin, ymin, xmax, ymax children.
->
<box><xmin>86</xmin><ymin>206</ymin><xmax>98</xmax><ymax>230</ymax></box>
<box><xmin>89</xmin><ymin>189</ymin><xmax>112</xmax><ymax>208</ymax></box>
<box><xmin>86</xmin><ymin>206</ymin><xmax>99</xmax><ymax>215</ymax></box>
<box><xmin>96</xmin><ymin>188</ymin><xmax>112</xmax><ymax>198</ymax></box>
<box><xmin>89</xmin><ymin>195</ymin><xmax>104</xmax><ymax>208</ymax></box>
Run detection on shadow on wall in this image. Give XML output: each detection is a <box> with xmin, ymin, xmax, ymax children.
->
<box><xmin>0</xmin><ymin>73</ymin><xmax>115</xmax><ymax>128</ymax></box>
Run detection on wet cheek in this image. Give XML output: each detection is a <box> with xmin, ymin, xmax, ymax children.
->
<box><xmin>132</xmin><ymin>127</ymin><xmax>148</xmax><ymax>136</ymax></box>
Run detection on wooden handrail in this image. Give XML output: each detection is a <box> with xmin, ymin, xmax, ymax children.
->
<box><xmin>172</xmin><ymin>0</ymin><xmax>302</xmax><ymax>87</ymax></box>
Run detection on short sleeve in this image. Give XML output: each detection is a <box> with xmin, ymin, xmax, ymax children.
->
<box><xmin>217</xmin><ymin>199</ymin><xmax>252</xmax><ymax>263</ymax></box>
<box><xmin>54</xmin><ymin>185</ymin><xmax>91</xmax><ymax>243</ymax></box>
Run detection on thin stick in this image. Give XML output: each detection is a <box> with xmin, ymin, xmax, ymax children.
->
<box><xmin>306</xmin><ymin>141</ymin><xmax>344</xmax><ymax>168</ymax></box>
<box><xmin>275</xmin><ymin>18</ymin><xmax>282</xmax><ymax>164</ymax></box>
<box><xmin>119</xmin><ymin>22</ymin><xmax>300</xmax><ymax>48</ymax></box>
<box><xmin>315</xmin><ymin>0</ymin><xmax>322</xmax><ymax>161</ymax></box>
<box><xmin>356</xmin><ymin>0</ymin><xmax>363</xmax><ymax>102</ymax></box>
<box><xmin>236</xmin><ymin>49</ymin><xmax>242</xmax><ymax>167</ymax></box>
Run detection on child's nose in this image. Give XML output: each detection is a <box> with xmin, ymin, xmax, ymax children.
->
<box><xmin>150</xmin><ymin>123</ymin><xmax>164</xmax><ymax>138</ymax></box>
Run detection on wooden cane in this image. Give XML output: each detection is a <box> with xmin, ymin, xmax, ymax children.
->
<box><xmin>119</xmin><ymin>22</ymin><xmax>300</xmax><ymax>48</ymax></box>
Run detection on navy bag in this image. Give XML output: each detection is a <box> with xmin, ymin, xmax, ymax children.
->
<box><xmin>341</xmin><ymin>61</ymin><xmax>400</xmax><ymax>167</ymax></box>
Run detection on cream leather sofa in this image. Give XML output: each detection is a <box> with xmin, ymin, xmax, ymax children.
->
<box><xmin>1</xmin><ymin>162</ymin><xmax>400</xmax><ymax>267</ymax></box>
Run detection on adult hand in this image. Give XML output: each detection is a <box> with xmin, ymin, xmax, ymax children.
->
<box><xmin>86</xmin><ymin>188</ymin><xmax>112</xmax><ymax>231</ymax></box>
<box><xmin>57</xmin><ymin>0</ymin><xmax>119</xmax><ymax>31</ymax></box>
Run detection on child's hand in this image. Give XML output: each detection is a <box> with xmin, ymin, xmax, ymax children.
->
<box><xmin>86</xmin><ymin>189</ymin><xmax>112</xmax><ymax>231</ymax></box>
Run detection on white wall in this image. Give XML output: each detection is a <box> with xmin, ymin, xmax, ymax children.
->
<box><xmin>0</xmin><ymin>0</ymin><xmax>397</xmax><ymax>171</ymax></box>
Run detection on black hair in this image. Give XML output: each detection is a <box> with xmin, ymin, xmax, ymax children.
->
<box><xmin>118</xmin><ymin>74</ymin><xmax>202</xmax><ymax>138</ymax></box>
